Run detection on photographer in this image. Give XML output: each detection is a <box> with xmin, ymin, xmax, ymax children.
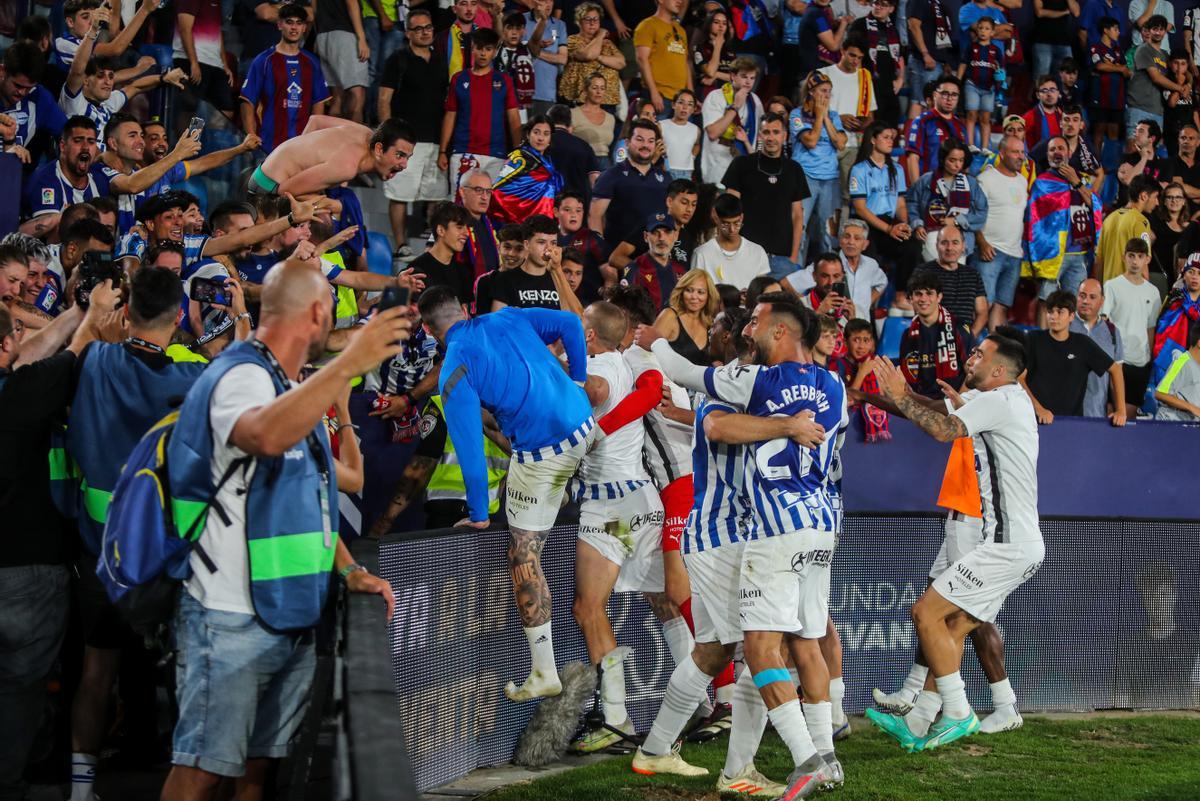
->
<box><xmin>0</xmin><ymin>278</ymin><xmax>121</xmax><ymax>801</ymax></box>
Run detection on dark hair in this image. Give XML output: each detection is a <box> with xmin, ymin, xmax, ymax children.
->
<box><xmin>934</xmin><ymin>74</ymin><xmax>961</xmax><ymax>93</ymax></box>
<box><xmin>546</xmin><ymin>104</ymin><xmax>572</xmax><ymax>128</ymax></box>
<box><xmin>3</xmin><ymin>40</ymin><xmax>44</xmax><ymax>82</ymax></box>
<box><xmin>142</xmin><ymin>118</ymin><xmax>167</xmax><ymax>132</ymax></box>
<box><xmin>139</xmin><ymin>190</ymin><xmax>191</xmax><ymax>222</ymax></box>
<box><xmin>62</xmin><ymin>218</ymin><xmax>114</xmax><ymax>249</ymax></box>
<box><xmin>16</xmin><ymin>15</ymin><xmax>52</xmax><ymax>45</ymax></box>
<box><xmin>143</xmin><ymin>240</ymin><xmax>185</xmax><ymax>268</ymax></box>
<box><xmin>1125</xmin><ymin>236</ymin><xmax>1150</xmax><ymax>255</ymax></box>
<box><xmin>604</xmin><ymin>284</ymin><xmax>656</xmax><ymax>326</ymax></box>
<box><xmin>842</xmin><ymin>33</ymin><xmax>868</xmax><ymax>54</ymax></box>
<box><xmin>760</xmin><ymin>111</ymin><xmax>787</xmax><ymax>130</ymax></box>
<box><xmin>129</xmin><ymin>266</ymin><xmax>184</xmax><ymax>326</ymax></box>
<box><xmin>62</xmin><ymin>114</ymin><xmax>98</xmax><ymax>139</ymax></box>
<box><xmin>561</xmin><ymin>246</ymin><xmax>584</xmax><ymax>265</ymax></box>
<box><xmin>429</xmin><ymin>201</ymin><xmax>471</xmax><ymax>237</ymax></box>
<box><xmin>1045</xmin><ymin>289</ymin><xmax>1076</xmax><ymax>314</ymax></box>
<box><xmin>84</xmin><ymin>56</ymin><xmax>119</xmax><ymax>77</ymax></box>
<box><xmin>63</xmin><ymin>0</ymin><xmax>101</xmax><ymax>16</ymax></box>
<box><xmin>667</xmin><ymin>178</ymin><xmax>698</xmax><ymax>198</ymax></box>
<box><xmin>416</xmin><ymin>284</ymin><xmax>465</xmax><ymax>328</ymax></box>
<box><xmin>628</xmin><ymin>117</ymin><xmax>661</xmax><ymax>141</ymax></box>
<box><xmin>756</xmin><ymin>290</ymin><xmax>817</xmax><ymax>349</ymax></box>
<box><xmin>855</xmin><ymin>121</ymin><xmax>901</xmax><ymax>191</ymax></box>
<box><xmin>370</xmin><ymin>117</ymin><xmax>417</xmax><ymax>151</ymax></box>
<box><xmin>745</xmin><ymin>275</ymin><xmax>780</xmax><ymax>310</ymax></box>
<box><xmin>1098</xmin><ymin>15</ymin><xmax>1120</xmax><ymax>32</ymax></box>
<box><xmin>406</xmin><ymin>6</ymin><xmax>433</xmax><ymax>23</ymax></box>
<box><xmin>1136</xmin><ymin>118</ymin><xmax>1162</xmax><ymax>142</ymax></box>
<box><xmin>502</xmin><ymin>11</ymin><xmax>525</xmax><ymax>27</ymax></box>
<box><xmin>470</xmin><ymin>27</ymin><xmax>501</xmax><ymax>49</ymax></box>
<box><xmin>497</xmin><ymin>222</ymin><xmax>527</xmax><ymax>243</ymax></box>
<box><xmin>974</xmin><ymin>15</ymin><xmax>995</xmax><ymax>26</ymax></box>
<box><xmin>87</xmin><ymin>195</ymin><xmax>117</xmax><ymax>217</ymax></box>
<box><xmin>814</xmin><ymin>251</ymin><xmax>842</xmax><ymax>272</ymax></box>
<box><xmin>987</xmin><ymin>331</ymin><xmax>1027</xmax><ymax>376</ymax></box>
<box><xmin>717</xmin><ymin>306</ymin><xmax>750</xmax><ymax>351</ymax></box>
<box><xmin>277</xmin><ymin>2</ymin><xmax>308</xmax><ymax>20</ymax></box>
<box><xmin>713</xmin><ymin>192</ymin><xmax>743</xmax><ymax>219</ymax></box>
<box><xmin>1188</xmin><ymin>318</ymin><xmax>1200</xmax><ymax>350</ymax></box>
<box><xmin>907</xmin><ymin>270</ymin><xmax>943</xmax><ymax>295</ymax></box>
<box><xmin>716</xmin><ymin>283</ymin><xmax>741</xmax><ymax>311</ymax></box>
<box><xmin>523</xmin><ymin>114</ymin><xmax>552</xmax><ymax>142</ymax></box>
<box><xmin>556</xmin><ymin>190</ymin><xmax>586</xmax><ymax>208</ymax></box>
<box><xmin>525</xmin><ymin>214</ymin><xmax>558</xmax><ymax>237</ymax></box>
<box><xmin>844</xmin><ymin>318</ymin><xmax>875</xmax><ymax>343</ymax></box>
<box><xmin>61</xmin><ymin>202</ymin><xmax>100</xmax><ymax>231</ymax></box>
<box><xmin>673</xmin><ymin>88</ymin><xmax>697</xmax><ymax>105</ymax></box>
<box><xmin>938</xmin><ymin>137</ymin><xmax>968</xmax><ymax>167</ymax></box>
<box><xmin>103</xmin><ymin>111</ymin><xmax>140</xmax><ymax>144</ymax></box>
<box><xmin>1058</xmin><ymin>57</ymin><xmax>1079</xmax><ymax>73</ymax></box>
<box><xmin>1059</xmin><ymin>103</ymin><xmax>1083</xmax><ymax>118</ymax></box>
<box><xmin>1145</xmin><ymin>13</ymin><xmax>1169</xmax><ymax>29</ymax></box>
<box><xmin>1128</xmin><ymin>174</ymin><xmax>1162</xmax><ymax>204</ymax></box>
<box><xmin>210</xmin><ymin>200</ymin><xmax>257</xmax><ymax>232</ymax></box>
<box><xmin>0</xmin><ymin>243</ymin><xmax>29</xmax><ymax>270</ymax></box>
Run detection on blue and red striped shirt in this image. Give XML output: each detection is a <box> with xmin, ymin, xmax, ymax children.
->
<box><xmin>906</xmin><ymin>111</ymin><xmax>967</xmax><ymax>176</ymax></box>
<box><xmin>1089</xmin><ymin>43</ymin><xmax>1125</xmax><ymax>110</ymax></box>
<box><xmin>964</xmin><ymin>41</ymin><xmax>1005</xmax><ymax>92</ymax></box>
<box><xmin>446</xmin><ymin>68</ymin><xmax>518</xmax><ymax>159</ymax></box>
<box><xmin>240</xmin><ymin>48</ymin><xmax>330</xmax><ymax>154</ymax></box>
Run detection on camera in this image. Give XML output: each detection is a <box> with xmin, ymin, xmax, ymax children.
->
<box><xmin>74</xmin><ymin>251</ymin><xmax>122</xmax><ymax>309</ymax></box>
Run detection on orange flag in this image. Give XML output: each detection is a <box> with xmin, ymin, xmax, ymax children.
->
<box><xmin>936</xmin><ymin>437</ymin><xmax>982</xmax><ymax>519</ymax></box>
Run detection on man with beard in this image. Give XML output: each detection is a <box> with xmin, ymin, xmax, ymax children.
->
<box><xmin>247</xmin><ymin>115</ymin><xmax>416</xmax><ymax>198</ymax></box>
<box><xmin>626</xmin><ymin>213</ymin><xmax>687</xmax><ymax>312</ymax></box>
<box><xmin>141</xmin><ymin>119</ymin><xmax>172</xmax><ymax>165</ymax></box>
<box><xmin>866</xmin><ymin>334</ymin><xmax>1044</xmax><ymax>752</ymax></box>
<box><xmin>607</xmin><ymin>179</ymin><xmax>698</xmax><ymax>287</ymax></box>
<box><xmin>1030</xmin><ymin>105</ymin><xmax>1105</xmax><ymax>193</ymax></box>
<box><xmin>21</xmin><ymin>116</ymin><xmax>105</xmax><ymax>237</ymax></box>
<box><xmin>589</xmin><ymin>119</ymin><xmax>671</xmax><ymax>247</ymax></box>
<box><xmin>904</xmin><ymin>76</ymin><xmax>966</xmax><ymax>186</ymax></box>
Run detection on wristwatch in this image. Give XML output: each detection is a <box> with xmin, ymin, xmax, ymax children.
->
<box><xmin>338</xmin><ymin>563</ymin><xmax>368</xmax><ymax>582</ymax></box>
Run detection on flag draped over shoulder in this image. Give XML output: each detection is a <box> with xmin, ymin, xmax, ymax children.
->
<box><xmin>1022</xmin><ymin>171</ymin><xmax>1102</xmax><ymax>281</ymax></box>
<box><xmin>489</xmin><ymin>145</ymin><xmax>563</xmax><ymax>224</ymax></box>
<box><xmin>1152</xmin><ymin>290</ymin><xmax>1200</xmax><ymax>382</ymax></box>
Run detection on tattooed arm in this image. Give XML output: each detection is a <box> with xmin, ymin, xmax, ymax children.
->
<box><xmin>367</xmin><ymin>454</ymin><xmax>438</xmax><ymax>537</ymax></box>
<box><xmin>872</xmin><ymin>356</ymin><xmax>969</xmax><ymax>442</ymax></box>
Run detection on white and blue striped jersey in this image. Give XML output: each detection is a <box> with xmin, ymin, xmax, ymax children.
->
<box><xmin>702</xmin><ymin>361</ymin><xmax>848</xmax><ymax>538</ymax></box>
<box><xmin>684</xmin><ymin>397</ymin><xmax>751</xmax><ymax>555</ymax></box>
<box><xmin>2</xmin><ymin>86</ymin><xmax>67</xmax><ymax>147</ymax></box>
<box><xmin>117</xmin><ymin>232</ymin><xmax>209</xmax><ymax>267</ymax></box>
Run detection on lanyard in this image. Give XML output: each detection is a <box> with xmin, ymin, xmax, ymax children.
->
<box><xmin>125</xmin><ymin>336</ymin><xmax>165</xmax><ymax>355</ymax></box>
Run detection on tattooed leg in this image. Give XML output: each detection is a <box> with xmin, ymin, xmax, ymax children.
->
<box><xmin>509</xmin><ymin>525</ymin><xmax>552</xmax><ymax>627</ymax></box>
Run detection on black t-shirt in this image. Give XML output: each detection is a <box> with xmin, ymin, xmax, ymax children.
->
<box><xmin>315</xmin><ymin>0</ymin><xmax>352</xmax><ymax>33</ymax></box>
<box><xmin>472</xmin><ymin>268</ymin><xmax>503</xmax><ymax>315</ymax></box>
<box><xmin>413</xmin><ymin>251</ymin><xmax>474</xmax><ymax>308</ymax></box>
<box><xmin>491</xmin><ymin>267</ymin><xmax>561</xmax><ymax>310</ymax></box>
<box><xmin>1025</xmin><ymin>330</ymin><xmax>1115</xmax><ymax>416</ymax></box>
<box><xmin>0</xmin><ymin>350</ymin><xmax>78</xmax><ymax>568</ymax></box>
<box><xmin>721</xmin><ymin>154</ymin><xmax>811</xmax><ymax>258</ymax></box>
<box><xmin>381</xmin><ymin>48</ymin><xmax>449</xmax><ymax>143</ymax></box>
<box><xmin>1169</xmin><ymin>155</ymin><xmax>1200</xmax><ymax>190</ymax></box>
<box><xmin>548</xmin><ymin>128</ymin><xmax>601</xmax><ymax>206</ymax></box>
<box><xmin>912</xmin><ymin>261</ymin><xmax>986</xmax><ymax>336</ymax></box>
<box><xmin>1116</xmin><ymin>153</ymin><xmax>1173</xmax><ymax>207</ymax></box>
<box><xmin>905</xmin><ymin>0</ymin><xmax>959</xmax><ymax>65</ymax></box>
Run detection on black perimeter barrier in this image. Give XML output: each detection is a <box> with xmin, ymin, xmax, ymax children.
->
<box><xmin>333</xmin><ymin>515</ymin><xmax>1200</xmax><ymax>792</ymax></box>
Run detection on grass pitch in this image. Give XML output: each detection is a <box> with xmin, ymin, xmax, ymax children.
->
<box><xmin>483</xmin><ymin>715</ymin><xmax>1200</xmax><ymax>801</ymax></box>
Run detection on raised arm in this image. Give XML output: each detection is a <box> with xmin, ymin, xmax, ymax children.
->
<box><xmin>524</xmin><ymin>307</ymin><xmax>588</xmax><ymax>380</ymax></box>
<box><xmin>184</xmin><ymin>133</ymin><xmax>261</xmax><ymax>178</ymax></box>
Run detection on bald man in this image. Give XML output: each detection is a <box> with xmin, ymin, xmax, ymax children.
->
<box><xmin>1071</xmin><ymin>277</ymin><xmax>1125</xmax><ymax>420</ymax></box>
<box><xmin>161</xmin><ymin>262</ymin><xmax>414</xmax><ymax>801</ymax></box>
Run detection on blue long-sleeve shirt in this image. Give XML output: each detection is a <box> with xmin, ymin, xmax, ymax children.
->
<box><xmin>439</xmin><ymin>307</ymin><xmax>592</xmax><ymax>521</ymax></box>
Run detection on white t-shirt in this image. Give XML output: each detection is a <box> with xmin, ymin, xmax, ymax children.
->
<box><xmin>692</xmin><ymin>236</ymin><xmax>769</xmax><ymax>290</ymax></box>
<box><xmin>841</xmin><ymin>252</ymin><xmax>889</xmax><ymax>320</ymax></box>
<box><xmin>817</xmin><ymin>65</ymin><xmax>876</xmax><ymax>148</ymax></box>
<box><xmin>1102</xmin><ymin>274</ymin><xmax>1162</xmax><ymax>366</ymax></box>
<box><xmin>185</xmin><ymin>363</ymin><xmax>289</xmax><ymax>615</ymax></box>
<box><xmin>579</xmin><ymin>350</ymin><xmax>650</xmax><ymax>485</ymax></box>
<box><xmin>977</xmin><ymin>166</ymin><xmax>1028</xmax><ymax>259</ymax></box>
<box><xmin>661</xmin><ymin>118</ymin><xmax>700</xmax><ymax>174</ymax></box>
<box><xmin>623</xmin><ymin>345</ymin><xmax>693</xmax><ymax>487</ymax></box>
<box><xmin>700</xmin><ymin>88</ymin><xmax>763</xmax><ymax>185</ymax></box>
<box><xmin>950</xmin><ymin>384</ymin><xmax>1042</xmax><ymax>545</ymax></box>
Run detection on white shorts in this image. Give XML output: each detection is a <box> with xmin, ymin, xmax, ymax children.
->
<box><xmin>684</xmin><ymin>543</ymin><xmax>745</xmax><ymax>646</ymax></box>
<box><xmin>931</xmin><ymin>539</ymin><xmax>1045</xmax><ymax>623</ymax></box>
<box><xmin>739</xmin><ymin>529</ymin><xmax>836</xmax><ymax>638</ymax></box>
<box><xmin>505</xmin><ymin>429</ymin><xmax>595</xmax><ymax>532</ymax></box>
<box><xmin>450</xmin><ymin>152</ymin><xmax>505</xmax><ymax>186</ymax></box>
<box><xmin>383</xmin><ymin>142</ymin><xmax>450</xmax><ymax>203</ymax></box>
<box><xmin>929</xmin><ymin>515</ymin><xmax>987</xmax><ymax>580</ymax></box>
<box><xmin>577</xmin><ymin>484</ymin><xmax>665</xmax><ymax>593</ymax></box>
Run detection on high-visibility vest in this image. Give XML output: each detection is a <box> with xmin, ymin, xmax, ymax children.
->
<box><xmin>426</xmin><ymin>395</ymin><xmax>507</xmax><ymax>514</ymax></box>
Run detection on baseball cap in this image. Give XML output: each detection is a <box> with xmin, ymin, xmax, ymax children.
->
<box><xmin>1002</xmin><ymin>114</ymin><xmax>1025</xmax><ymax>129</ymax></box>
<box><xmin>1184</xmin><ymin>252</ymin><xmax>1200</xmax><ymax>273</ymax></box>
<box><xmin>646</xmin><ymin>212</ymin><xmax>676</xmax><ymax>233</ymax></box>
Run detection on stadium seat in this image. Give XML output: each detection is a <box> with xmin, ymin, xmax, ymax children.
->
<box><xmin>366</xmin><ymin>231</ymin><xmax>394</xmax><ymax>276</ymax></box>
<box><xmin>878</xmin><ymin>315</ymin><xmax>909</xmax><ymax>360</ymax></box>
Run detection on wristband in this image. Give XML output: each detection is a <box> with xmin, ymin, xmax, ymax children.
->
<box><xmin>287</xmin><ymin>211</ymin><xmax>297</xmax><ymax>227</ymax></box>
<box><xmin>339</xmin><ymin>563</ymin><xmax>368</xmax><ymax>581</ymax></box>
<box><xmin>234</xmin><ymin>311</ymin><xmax>251</xmax><ymax>322</ymax></box>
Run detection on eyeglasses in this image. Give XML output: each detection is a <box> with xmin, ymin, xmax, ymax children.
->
<box><xmin>1038</xmin><ymin>87</ymin><xmax>1060</xmax><ymax>94</ymax></box>
<box><xmin>937</xmin><ymin>90</ymin><xmax>960</xmax><ymax>98</ymax></box>
<box><xmin>462</xmin><ymin>186</ymin><xmax>493</xmax><ymax>195</ymax></box>
<box><xmin>580</xmin><ymin>15</ymin><xmax>601</xmax><ymax>22</ymax></box>
<box><xmin>1166</xmin><ymin>194</ymin><xmax>1186</xmax><ymax>201</ymax></box>
<box><xmin>408</xmin><ymin>23</ymin><xmax>434</xmax><ymax>32</ymax></box>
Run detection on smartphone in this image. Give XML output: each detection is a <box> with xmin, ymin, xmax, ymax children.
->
<box><xmin>831</xmin><ymin>281</ymin><xmax>849</xmax><ymax>298</ymax></box>
<box><xmin>191</xmin><ymin>276</ymin><xmax>229</xmax><ymax>306</ymax></box>
<box><xmin>186</xmin><ymin>115</ymin><xmax>206</xmax><ymax>139</ymax></box>
<box><xmin>378</xmin><ymin>285</ymin><xmax>410</xmax><ymax>312</ymax></box>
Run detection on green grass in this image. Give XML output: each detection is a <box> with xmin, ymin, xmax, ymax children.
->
<box><xmin>483</xmin><ymin>716</ymin><xmax>1200</xmax><ymax>801</ymax></box>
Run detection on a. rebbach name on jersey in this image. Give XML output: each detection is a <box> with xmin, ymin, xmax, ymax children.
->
<box><xmin>685</xmin><ymin>397</ymin><xmax>751</xmax><ymax>554</ymax></box>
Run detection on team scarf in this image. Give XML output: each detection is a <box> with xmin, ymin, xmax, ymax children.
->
<box><xmin>489</xmin><ymin>144</ymin><xmax>564</xmax><ymax>224</ymax></box>
<box><xmin>925</xmin><ymin>170</ymin><xmax>972</xmax><ymax>230</ymax></box>
<box><xmin>1152</xmin><ymin>288</ymin><xmax>1200</xmax><ymax>383</ymax></box>
<box><xmin>720</xmin><ymin>82</ymin><xmax>756</xmax><ymax>155</ymax></box>
<box><xmin>1024</xmin><ymin>170</ymin><xmax>1103</xmax><ymax>281</ymax></box>
<box><xmin>903</xmin><ymin>305</ymin><xmax>962</xmax><ymax>384</ymax></box>
<box><xmin>461</xmin><ymin>210</ymin><xmax>499</xmax><ymax>280</ymax></box>
<box><xmin>853</xmin><ymin>352</ymin><xmax>891</xmax><ymax>442</ymax></box>
<box><xmin>445</xmin><ymin>24</ymin><xmax>473</xmax><ymax>77</ymax></box>
<box><xmin>931</xmin><ymin>0</ymin><xmax>953</xmax><ymax>51</ymax></box>
<box><xmin>863</xmin><ymin>14</ymin><xmax>901</xmax><ymax>70</ymax></box>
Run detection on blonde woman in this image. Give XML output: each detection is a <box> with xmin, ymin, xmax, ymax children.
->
<box><xmin>654</xmin><ymin>269</ymin><xmax>719</xmax><ymax>365</ymax></box>
<box><xmin>560</xmin><ymin>3</ymin><xmax>624</xmax><ymax>108</ymax></box>
<box><xmin>570</xmin><ymin>73</ymin><xmax>618</xmax><ymax>165</ymax></box>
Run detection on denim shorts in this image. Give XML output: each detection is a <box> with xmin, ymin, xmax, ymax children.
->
<box><xmin>1038</xmin><ymin>252</ymin><xmax>1089</xmax><ymax>300</ymax></box>
<box><xmin>172</xmin><ymin>591</ymin><xmax>316</xmax><ymax>777</ymax></box>
<box><xmin>964</xmin><ymin>81</ymin><xmax>995</xmax><ymax>113</ymax></box>
<box><xmin>973</xmin><ymin>249</ymin><xmax>1021</xmax><ymax>306</ymax></box>
<box><xmin>907</xmin><ymin>57</ymin><xmax>947</xmax><ymax>108</ymax></box>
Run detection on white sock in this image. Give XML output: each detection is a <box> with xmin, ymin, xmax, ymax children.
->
<box><xmin>524</xmin><ymin>621</ymin><xmax>556</xmax><ymax>676</ymax></box>
<box><xmin>829</xmin><ymin>677</ymin><xmax>847</xmax><ymax>725</ymax></box>
<box><xmin>902</xmin><ymin>663</ymin><xmax>929</xmax><ymax>696</ymax></box>
<box><xmin>990</xmin><ymin>678</ymin><xmax>1017</xmax><ymax>709</ymax></box>
<box><xmin>766</xmin><ymin>700</ymin><xmax>818</xmax><ymax>768</ymax></box>
<box><xmin>724</xmin><ymin>662</ymin><xmax>768</xmax><ymax>777</ymax></box>
<box><xmin>70</xmin><ymin>753</ymin><xmax>97</xmax><ymax>801</ymax></box>
<box><xmin>715</xmin><ymin>682</ymin><xmax>734</xmax><ymax>705</ymax></box>
<box><xmin>662</xmin><ymin>616</ymin><xmax>694</xmax><ymax>667</ymax></box>
<box><xmin>935</xmin><ymin>671</ymin><xmax>971</xmax><ymax>720</ymax></box>
<box><xmin>601</xmin><ymin>648</ymin><xmax>629</xmax><ymax>726</ymax></box>
<box><xmin>905</xmin><ymin>690</ymin><xmax>942</xmax><ymax>737</ymax></box>
<box><xmin>803</xmin><ymin>700</ymin><xmax>835</xmax><ymax>756</ymax></box>
<box><xmin>641</xmin><ymin>656</ymin><xmax>714</xmax><ymax>755</ymax></box>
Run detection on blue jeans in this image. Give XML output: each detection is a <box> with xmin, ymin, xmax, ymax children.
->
<box><xmin>1032</xmin><ymin>43</ymin><xmax>1072</xmax><ymax>83</ymax></box>
<box><xmin>1126</xmin><ymin>107</ymin><xmax>1164</xmax><ymax>141</ymax></box>
<box><xmin>907</xmin><ymin>56</ymin><xmax>946</xmax><ymax>110</ymax></box>
<box><xmin>801</xmin><ymin>177</ymin><xmax>840</xmax><ymax>260</ymax></box>
<box><xmin>768</xmin><ymin>254</ymin><xmax>798</xmax><ymax>281</ymax></box>
<box><xmin>1038</xmin><ymin>251</ymin><xmax>1089</xmax><ymax>299</ymax></box>
<box><xmin>172</xmin><ymin>591</ymin><xmax>316</xmax><ymax>777</ymax></box>
<box><xmin>667</xmin><ymin>168</ymin><xmax>693</xmax><ymax>181</ymax></box>
<box><xmin>964</xmin><ymin>81</ymin><xmax>996</xmax><ymax>114</ymax></box>
<box><xmin>0</xmin><ymin>564</ymin><xmax>69</xmax><ymax>801</ymax></box>
<box><xmin>973</xmin><ymin>249</ymin><xmax>1021</xmax><ymax>307</ymax></box>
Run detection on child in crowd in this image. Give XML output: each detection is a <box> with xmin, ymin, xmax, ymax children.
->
<box><xmin>958</xmin><ymin>17</ymin><xmax>1004</xmax><ymax>150</ymax></box>
<box><xmin>496</xmin><ymin>12</ymin><xmax>536</xmax><ymax>115</ymax></box>
<box><xmin>661</xmin><ymin>89</ymin><xmax>701</xmax><ymax>180</ymax></box>
<box><xmin>844</xmin><ymin>318</ymin><xmax>891</xmax><ymax>441</ymax></box>
<box><xmin>1056</xmin><ymin>58</ymin><xmax>1082</xmax><ymax>108</ymax></box>
<box><xmin>1089</xmin><ymin>17</ymin><xmax>1130</xmax><ymax>153</ymax></box>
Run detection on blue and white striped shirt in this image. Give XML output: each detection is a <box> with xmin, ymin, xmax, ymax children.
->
<box><xmin>684</xmin><ymin>397</ymin><xmax>751</xmax><ymax>555</ymax></box>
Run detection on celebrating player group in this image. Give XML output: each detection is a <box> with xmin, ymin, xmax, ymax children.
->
<box><xmin>435</xmin><ymin>287</ymin><xmax>1043</xmax><ymax>800</ymax></box>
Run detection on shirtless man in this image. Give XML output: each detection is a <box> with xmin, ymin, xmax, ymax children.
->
<box><xmin>248</xmin><ymin>116</ymin><xmax>417</xmax><ymax>197</ymax></box>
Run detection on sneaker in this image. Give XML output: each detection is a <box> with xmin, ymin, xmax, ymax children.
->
<box><xmin>393</xmin><ymin>243</ymin><xmax>415</xmax><ymax>262</ymax></box>
<box><xmin>716</xmin><ymin>762</ymin><xmax>786</xmax><ymax>796</ymax></box>
<box><xmin>571</xmin><ymin>717</ymin><xmax>635</xmax><ymax>754</ymax></box>
<box><xmin>872</xmin><ymin>687</ymin><xmax>917</xmax><ymax>714</ymax></box>
<box><xmin>912</xmin><ymin>712</ymin><xmax>981</xmax><ymax>752</ymax></box>
<box><xmin>832</xmin><ymin>718</ymin><xmax>852</xmax><ymax>741</ymax></box>
<box><xmin>779</xmin><ymin>755</ymin><xmax>829</xmax><ymax>801</ymax></box>
<box><xmin>687</xmin><ymin>702</ymin><xmax>733</xmax><ymax>743</ymax></box>
<box><xmin>864</xmin><ymin>708</ymin><xmax>921</xmax><ymax>752</ymax></box>
<box><xmin>503</xmin><ymin>670</ymin><xmax>562</xmax><ymax>702</ymax></box>
<box><xmin>632</xmin><ymin>743</ymin><xmax>708</xmax><ymax>777</ymax></box>
<box><xmin>819</xmin><ymin>756</ymin><xmax>844</xmax><ymax>789</ymax></box>
<box><xmin>979</xmin><ymin>704</ymin><xmax>1023</xmax><ymax>734</ymax></box>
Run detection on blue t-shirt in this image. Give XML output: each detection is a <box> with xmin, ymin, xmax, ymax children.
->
<box><xmin>849</xmin><ymin>158</ymin><xmax>908</xmax><ymax>218</ymax></box>
<box><xmin>23</xmin><ymin>160</ymin><xmax>111</xmax><ymax>218</ymax></box>
<box><xmin>522</xmin><ymin>14</ymin><xmax>568</xmax><ymax>102</ymax></box>
<box><xmin>2</xmin><ymin>85</ymin><xmax>67</xmax><ymax>147</ymax></box>
<box><xmin>97</xmin><ymin>160</ymin><xmax>189</xmax><ymax>235</ymax></box>
<box><xmin>790</xmin><ymin>107</ymin><xmax>844</xmax><ymax>181</ymax></box>
<box><xmin>237</xmin><ymin>251</ymin><xmax>279</xmax><ymax>284</ymax></box>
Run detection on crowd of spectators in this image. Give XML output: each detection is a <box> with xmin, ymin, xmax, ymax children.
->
<box><xmin>6</xmin><ymin>0</ymin><xmax>1200</xmax><ymax>797</ymax></box>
